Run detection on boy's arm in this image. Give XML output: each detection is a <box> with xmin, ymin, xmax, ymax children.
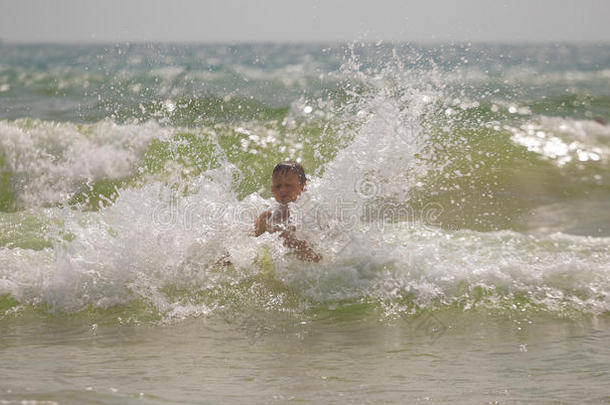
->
<box><xmin>280</xmin><ymin>231</ymin><xmax>322</xmax><ymax>262</ymax></box>
<box><xmin>254</xmin><ymin>210</ymin><xmax>272</xmax><ymax>236</ymax></box>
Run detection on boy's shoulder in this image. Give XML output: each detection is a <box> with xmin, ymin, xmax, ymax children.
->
<box><xmin>257</xmin><ymin>209</ymin><xmax>272</xmax><ymax>220</ymax></box>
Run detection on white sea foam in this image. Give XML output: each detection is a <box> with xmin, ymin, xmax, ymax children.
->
<box><xmin>2</xmin><ymin>200</ymin><xmax>608</xmax><ymax>317</ymax></box>
<box><xmin>1</xmin><ymin>52</ymin><xmax>609</xmax><ymax>320</ymax></box>
<box><xmin>0</xmin><ymin>119</ymin><xmax>168</xmax><ymax>207</ymax></box>
<box><xmin>508</xmin><ymin>117</ymin><xmax>610</xmax><ymax>167</ymax></box>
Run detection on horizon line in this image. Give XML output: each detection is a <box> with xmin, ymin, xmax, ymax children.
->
<box><xmin>2</xmin><ymin>38</ymin><xmax>610</xmax><ymax>46</ymax></box>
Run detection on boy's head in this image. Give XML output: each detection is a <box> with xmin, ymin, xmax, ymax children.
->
<box><xmin>271</xmin><ymin>161</ymin><xmax>306</xmax><ymax>204</ymax></box>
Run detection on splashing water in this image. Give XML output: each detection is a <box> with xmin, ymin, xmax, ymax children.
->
<box><xmin>1</xmin><ymin>44</ymin><xmax>609</xmax><ymax>326</ymax></box>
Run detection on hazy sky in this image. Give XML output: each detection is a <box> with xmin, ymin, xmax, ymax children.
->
<box><xmin>1</xmin><ymin>0</ymin><xmax>609</xmax><ymax>43</ymax></box>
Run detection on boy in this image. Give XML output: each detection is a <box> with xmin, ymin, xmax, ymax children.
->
<box><xmin>255</xmin><ymin>161</ymin><xmax>321</xmax><ymax>262</ymax></box>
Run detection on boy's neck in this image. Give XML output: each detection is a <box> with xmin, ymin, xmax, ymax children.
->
<box><xmin>278</xmin><ymin>203</ymin><xmax>289</xmax><ymax>216</ymax></box>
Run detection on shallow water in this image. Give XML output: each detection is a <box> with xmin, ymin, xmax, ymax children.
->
<box><xmin>2</xmin><ymin>310</ymin><xmax>609</xmax><ymax>404</ymax></box>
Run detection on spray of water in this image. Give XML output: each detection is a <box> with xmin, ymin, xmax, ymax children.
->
<box><xmin>1</xmin><ymin>46</ymin><xmax>609</xmax><ymax>322</ymax></box>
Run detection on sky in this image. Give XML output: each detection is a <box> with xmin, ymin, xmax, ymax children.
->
<box><xmin>0</xmin><ymin>0</ymin><xmax>609</xmax><ymax>44</ymax></box>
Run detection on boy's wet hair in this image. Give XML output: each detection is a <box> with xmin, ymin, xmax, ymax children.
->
<box><xmin>272</xmin><ymin>161</ymin><xmax>306</xmax><ymax>184</ymax></box>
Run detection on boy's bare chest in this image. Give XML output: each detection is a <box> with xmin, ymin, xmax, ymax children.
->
<box><xmin>267</xmin><ymin>209</ymin><xmax>295</xmax><ymax>233</ymax></box>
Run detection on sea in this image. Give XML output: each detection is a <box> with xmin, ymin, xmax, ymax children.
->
<box><xmin>0</xmin><ymin>42</ymin><xmax>609</xmax><ymax>404</ymax></box>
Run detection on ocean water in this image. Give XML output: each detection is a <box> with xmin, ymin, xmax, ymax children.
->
<box><xmin>1</xmin><ymin>42</ymin><xmax>609</xmax><ymax>404</ymax></box>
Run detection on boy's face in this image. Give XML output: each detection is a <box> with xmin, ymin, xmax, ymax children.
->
<box><xmin>271</xmin><ymin>172</ymin><xmax>305</xmax><ymax>204</ymax></box>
